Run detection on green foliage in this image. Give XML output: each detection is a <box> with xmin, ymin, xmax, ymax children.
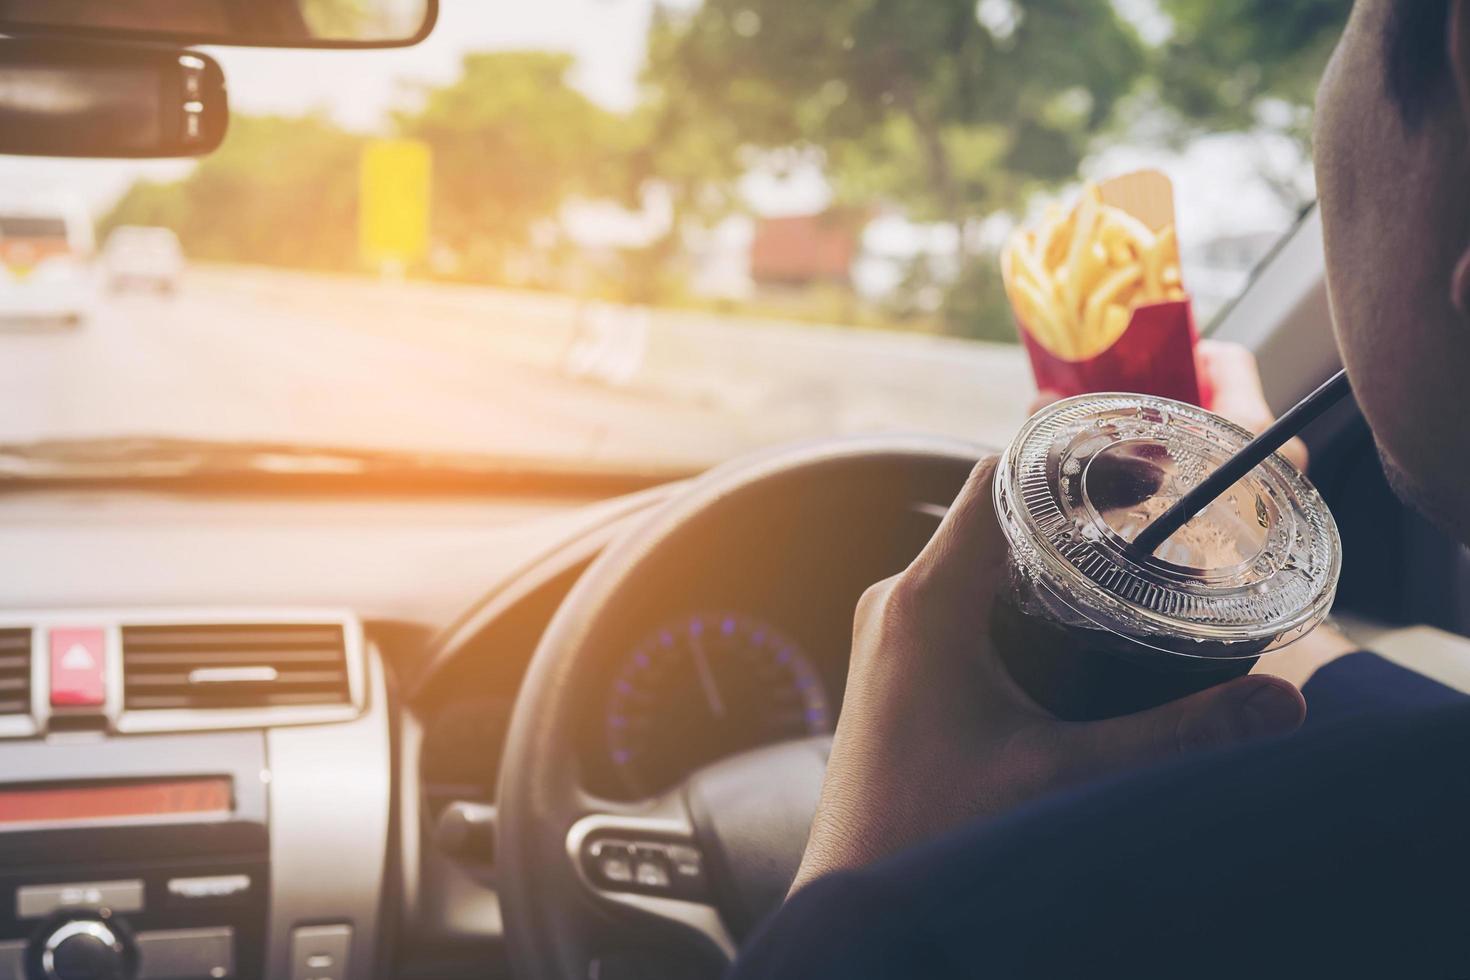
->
<box><xmin>648</xmin><ymin>0</ymin><xmax>1147</xmax><ymax>234</ymax></box>
<box><xmin>97</xmin><ymin>1</ymin><xmax>1355</xmax><ymax>340</ymax></box>
<box><xmin>639</xmin><ymin>0</ymin><xmax>1154</xmax><ymax>338</ymax></box>
<box><xmin>877</xmin><ymin>252</ymin><xmax>1016</xmax><ymax>342</ymax></box>
<box><xmin>103</xmin><ymin>53</ymin><xmax>622</xmax><ymax>284</ymax></box>
<box><xmin>301</xmin><ymin>0</ymin><xmax>381</xmax><ymax>38</ymax></box>
<box><xmin>103</xmin><ymin>114</ymin><xmax>364</xmax><ymax>270</ymax></box>
<box><xmin>627</xmin><ymin>6</ymin><xmax>764</xmax><ymax>219</ymax></box>
<box><xmin>1154</xmin><ymin>0</ymin><xmax>1352</xmax><ymax>144</ymax></box>
<box><xmin>607</xmin><ymin>7</ymin><xmax>779</xmax><ymax>304</ymax></box>
<box><xmin>940</xmin><ymin>258</ymin><xmax>1020</xmax><ymax>343</ymax></box>
<box><xmin>397</xmin><ymin>51</ymin><xmax>620</xmax><ymax>282</ymax></box>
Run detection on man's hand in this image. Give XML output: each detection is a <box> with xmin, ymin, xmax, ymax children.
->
<box><xmin>791</xmin><ymin>456</ymin><xmax>1307</xmax><ymax>892</ymax></box>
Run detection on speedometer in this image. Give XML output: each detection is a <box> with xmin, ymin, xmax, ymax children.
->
<box><xmin>605</xmin><ymin>612</ymin><xmax>831</xmax><ymax>796</ymax></box>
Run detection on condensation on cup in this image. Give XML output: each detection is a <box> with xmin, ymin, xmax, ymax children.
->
<box><xmin>991</xmin><ymin>393</ymin><xmax>1341</xmax><ymax>721</ymax></box>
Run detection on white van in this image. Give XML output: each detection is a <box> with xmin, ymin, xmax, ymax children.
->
<box><xmin>0</xmin><ymin>197</ymin><xmax>96</xmax><ymax>325</ymax></box>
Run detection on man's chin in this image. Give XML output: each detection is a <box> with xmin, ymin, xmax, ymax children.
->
<box><xmin>1378</xmin><ymin>444</ymin><xmax>1470</xmax><ymax>548</ymax></box>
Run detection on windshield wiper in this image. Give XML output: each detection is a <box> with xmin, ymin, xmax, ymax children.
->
<box><xmin>0</xmin><ymin>437</ymin><xmax>700</xmax><ymax>497</ymax></box>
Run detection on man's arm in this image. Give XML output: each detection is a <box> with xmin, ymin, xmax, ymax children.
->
<box><xmin>789</xmin><ymin>456</ymin><xmax>1306</xmax><ymax>892</ymax></box>
<box><xmin>793</xmin><ymin>341</ymin><xmax>1347</xmax><ymax>890</ymax></box>
<box><xmin>735</xmin><ymin>698</ymin><xmax>1470</xmax><ymax>979</ymax></box>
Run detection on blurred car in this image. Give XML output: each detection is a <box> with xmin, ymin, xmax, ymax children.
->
<box><xmin>0</xmin><ymin>197</ymin><xmax>95</xmax><ymax>326</ymax></box>
<box><xmin>102</xmin><ymin>225</ymin><xmax>185</xmax><ymax>294</ymax></box>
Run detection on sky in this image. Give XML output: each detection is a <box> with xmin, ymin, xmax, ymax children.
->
<box><xmin>0</xmin><ymin>0</ymin><xmax>1313</xmax><ymax>250</ymax></box>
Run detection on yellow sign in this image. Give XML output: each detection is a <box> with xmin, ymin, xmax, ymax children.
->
<box><xmin>359</xmin><ymin>138</ymin><xmax>431</xmax><ymax>268</ymax></box>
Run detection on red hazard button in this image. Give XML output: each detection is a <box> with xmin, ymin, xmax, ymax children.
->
<box><xmin>49</xmin><ymin>628</ymin><xmax>107</xmax><ymax>708</ymax></box>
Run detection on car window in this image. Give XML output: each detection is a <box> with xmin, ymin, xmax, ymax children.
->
<box><xmin>0</xmin><ymin>0</ymin><xmax>1353</xmax><ymax>471</ymax></box>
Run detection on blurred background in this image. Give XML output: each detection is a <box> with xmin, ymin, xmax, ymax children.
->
<box><xmin>0</xmin><ymin>0</ymin><xmax>1353</xmax><ymax>469</ymax></box>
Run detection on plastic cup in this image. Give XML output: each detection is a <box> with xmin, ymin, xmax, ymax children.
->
<box><xmin>991</xmin><ymin>393</ymin><xmax>1341</xmax><ymax>721</ymax></box>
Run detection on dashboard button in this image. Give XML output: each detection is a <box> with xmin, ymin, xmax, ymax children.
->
<box><xmin>41</xmin><ymin>919</ymin><xmax>130</xmax><ymax>980</ymax></box>
<box><xmin>135</xmin><ymin>928</ymin><xmax>234</xmax><ymax>980</ymax></box>
<box><xmin>48</xmin><ymin>628</ymin><xmax>107</xmax><ymax>708</ymax></box>
<box><xmin>0</xmin><ymin>940</ymin><xmax>24</xmax><ymax>980</ymax></box>
<box><xmin>165</xmin><ymin>875</ymin><xmax>250</xmax><ymax>903</ymax></box>
<box><xmin>290</xmin><ymin>924</ymin><xmax>351</xmax><ymax>980</ymax></box>
<box><xmin>18</xmin><ymin>881</ymin><xmax>144</xmax><ymax>919</ymax></box>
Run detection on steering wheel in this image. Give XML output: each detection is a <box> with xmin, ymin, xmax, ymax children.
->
<box><xmin>497</xmin><ymin>435</ymin><xmax>981</xmax><ymax>979</ymax></box>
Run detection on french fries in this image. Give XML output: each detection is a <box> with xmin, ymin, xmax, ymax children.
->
<box><xmin>1002</xmin><ymin>180</ymin><xmax>1185</xmax><ymax>361</ymax></box>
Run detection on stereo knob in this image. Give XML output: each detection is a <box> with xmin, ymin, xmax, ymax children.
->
<box><xmin>37</xmin><ymin>918</ymin><xmax>135</xmax><ymax>980</ymax></box>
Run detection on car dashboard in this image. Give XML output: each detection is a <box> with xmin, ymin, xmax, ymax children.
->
<box><xmin>0</xmin><ymin>479</ymin><xmax>944</xmax><ymax>980</ymax></box>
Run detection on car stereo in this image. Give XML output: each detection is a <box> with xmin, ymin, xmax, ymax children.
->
<box><xmin>0</xmin><ymin>735</ymin><xmax>269</xmax><ymax>980</ymax></box>
<box><xmin>0</xmin><ymin>610</ymin><xmax>388</xmax><ymax>980</ymax></box>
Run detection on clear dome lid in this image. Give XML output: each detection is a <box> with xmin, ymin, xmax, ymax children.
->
<box><xmin>993</xmin><ymin>393</ymin><xmax>1341</xmax><ymax>659</ymax></box>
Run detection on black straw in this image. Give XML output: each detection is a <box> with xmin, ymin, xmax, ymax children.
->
<box><xmin>1130</xmin><ymin>369</ymin><xmax>1353</xmax><ymax>557</ymax></box>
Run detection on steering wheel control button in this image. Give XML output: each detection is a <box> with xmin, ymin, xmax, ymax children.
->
<box><xmin>133</xmin><ymin>928</ymin><xmax>233</xmax><ymax>980</ymax></box>
<box><xmin>587</xmin><ymin>840</ymin><xmax>635</xmax><ymax>885</ymax></box>
<box><xmin>18</xmin><ymin>881</ymin><xmax>144</xmax><ymax>919</ymax></box>
<box><xmin>47</xmin><ymin>628</ymin><xmax>108</xmax><ymax>708</ymax></box>
<box><xmin>584</xmin><ymin>836</ymin><xmax>709</xmax><ymax>900</ymax></box>
<box><xmin>632</xmin><ymin>850</ymin><xmax>672</xmax><ymax>889</ymax></box>
<box><xmin>665</xmin><ymin>845</ymin><xmax>706</xmax><ymax>887</ymax></box>
<box><xmin>289</xmin><ymin>924</ymin><xmax>351</xmax><ymax>980</ymax></box>
<box><xmin>164</xmin><ymin>875</ymin><xmax>250</xmax><ymax>904</ymax></box>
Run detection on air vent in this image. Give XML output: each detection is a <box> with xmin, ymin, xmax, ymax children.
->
<box><xmin>122</xmin><ymin>624</ymin><xmax>349</xmax><ymax>711</ymax></box>
<box><xmin>0</xmin><ymin>629</ymin><xmax>30</xmax><ymax>715</ymax></box>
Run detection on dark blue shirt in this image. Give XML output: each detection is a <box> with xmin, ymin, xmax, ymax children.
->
<box><xmin>730</xmin><ymin>653</ymin><xmax>1470</xmax><ymax>979</ymax></box>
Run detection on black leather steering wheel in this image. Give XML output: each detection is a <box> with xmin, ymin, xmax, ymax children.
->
<box><xmin>497</xmin><ymin>435</ymin><xmax>982</xmax><ymax>979</ymax></box>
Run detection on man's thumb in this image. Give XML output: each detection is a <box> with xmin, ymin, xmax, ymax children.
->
<box><xmin>1071</xmin><ymin>675</ymin><xmax>1306</xmax><ymax>772</ymax></box>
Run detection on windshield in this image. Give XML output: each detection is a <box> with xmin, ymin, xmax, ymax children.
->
<box><xmin>0</xmin><ymin>0</ymin><xmax>1346</xmax><ymax>472</ymax></box>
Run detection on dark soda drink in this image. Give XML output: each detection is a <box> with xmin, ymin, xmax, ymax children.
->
<box><xmin>990</xmin><ymin>394</ymin><xmax>1340</xmax><ymax>721</ymax></box>
<box><xmin>990</xmin><ymin>580</ymin><xmax>1258</xmax><ymax>722</ymax></box>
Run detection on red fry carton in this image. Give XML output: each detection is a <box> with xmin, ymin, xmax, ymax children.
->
<box><xmin>1020</xmin><ymin>299</ymin><xmax>1209</xmax><ymax>407</ymax></box>
<box><xmin>1010</xmin><ymin>171</ymin><xmax>1212</xmax><ymax>410</ymax></box>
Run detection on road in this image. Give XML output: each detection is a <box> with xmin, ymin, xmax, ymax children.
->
<box><xmin>0</xmin><ymin>266</ymin><xmax>1034</xmax><ymax>468</ymax></box>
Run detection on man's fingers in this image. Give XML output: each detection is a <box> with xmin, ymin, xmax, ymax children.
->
<box><xmin>1057</xmin><ymin>674</ymin><xmax>1305</xmax><ymax>777</ymax></box>
<box><xmin>905</xmin><ymin>455</ymin><xmax>1008</xmax><ymax>598</ymax></box>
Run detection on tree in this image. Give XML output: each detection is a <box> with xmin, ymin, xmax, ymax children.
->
<box><xmin>1148</xmin><ymin>0</ymin><xmax>1353</xmax><ymax>205</ymax></box>
<box><xmin>636</xmin><ymin>0</ymin><xmax>1153</xmax><ymax>341</ymax></box>
<box><xmin>610</xmin><ymin>5</ymin><xmax>764</xmax><ymax>303</ymax></box>
<box><xmin>646</xmin><ymin>0</ymin><xmax>1148</xmax><ymax>261</ymax></box>
<box><xmin>396</xmin><ymin>51</ymin><xmax>622</xmax><ymax>284</ymax></box>
<box><xmin>103</xmin><ymin>113</ymin><xmax>365</xmax><ymax>270</ymax></box>
<box><xmin>100</xmin><ymin>54</ymin><xmax>633</xmax><ymax>286</ymax></box>
<box><xmin>1156</xmin><ymin>0</ymin><xmax>1351</xmax><ymax>139</ymax></box>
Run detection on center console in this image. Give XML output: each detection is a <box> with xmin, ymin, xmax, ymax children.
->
<box><xmin>0</xmin><ymin>611</ymin><xmax>389</xmax><ymax>980</ymax></box>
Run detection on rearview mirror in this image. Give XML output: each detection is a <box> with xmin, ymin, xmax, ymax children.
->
<box><xmin>0</xmin><ymin>0</ymin><xmax>436</xmax><ymax>49</ymax></box>
<box><xmin>0</xmin><ymin>41</ymin><xmax>227</xmax><ymax>158</ymax></box>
